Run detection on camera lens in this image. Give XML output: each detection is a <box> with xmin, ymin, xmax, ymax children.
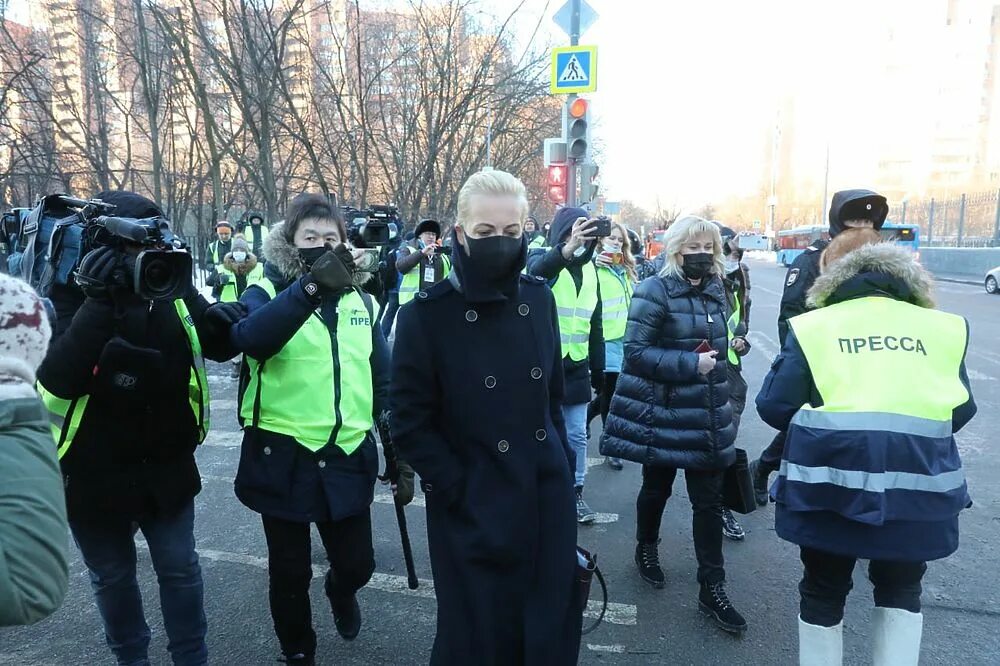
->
<box><xmin>142</xmin><ymin>256</ymin><xmax>176</xmax><ymax>299</ymax></box>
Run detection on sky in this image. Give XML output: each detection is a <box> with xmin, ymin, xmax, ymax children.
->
<box><xmin>4</xmin><ymin>0</ymin><xmax>948</xmax><ymax>211</ymax></box>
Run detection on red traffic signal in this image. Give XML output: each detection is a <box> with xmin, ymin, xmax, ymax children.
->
<box><xmin>547</xmin><ymin>165</ymin><xmax>567</xmax><ymax>204</ymax></box>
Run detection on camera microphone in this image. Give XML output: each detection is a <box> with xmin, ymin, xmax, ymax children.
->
<box><xmin>97</xmin><ymin>216</ymin><xmax>152</xmax><ymax>243</ymax></box>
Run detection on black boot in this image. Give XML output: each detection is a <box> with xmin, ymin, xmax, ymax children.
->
<box><xmin>699</xmin><ymin>581</ymin><xmax>747</xmax><ymax>634</ymax></box>
<box><xmin>749</xmin><ymin>458</ymin><xmax>770</xmax><ymax>507</ymax></box>
<box><xmin>634</xmin><ymin>540</ymin><xmax>665</xmax><ymax>589</ymax></box>
<box><xmin>325</xmin><ymin>571</ymin><xmax>361</xmax><ymax>641</ymax></box>
<box><xmin>279</xmin><ymin>654</ymin><xmax>315</xmax><ymax>665</ymax></box>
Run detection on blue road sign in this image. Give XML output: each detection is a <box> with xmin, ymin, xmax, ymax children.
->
<box><xmin>552</xmin><ymin>0</ymin><xmax>599</xmax><ymax>38</ymax></box>
<box><xmin>550</xmin><ymin>45</ymin><xmax>597</xmax><ymax>95</ymax></box>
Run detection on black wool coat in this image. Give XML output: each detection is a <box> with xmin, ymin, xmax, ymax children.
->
<box><xmin>600</xmin><ymin>272</ymin><xmax>737</xmax><ymax>470</ymax></box>
<box><xmin>390</xmin><ymin>269</ymin><xmax>582</xmax><ymax>666</ymax></box>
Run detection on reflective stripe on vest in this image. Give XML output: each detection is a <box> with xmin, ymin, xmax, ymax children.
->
<box><xmin>398</xmin><ymin>252</ymin><xmax>451</xmax><ymax>306</ymax></box>
<box><xmin>240</xmin><ymin>278</ymin><xmax>375</xmax><ymax>454</ymax></box>
<box><xmin>781</xmin><ymin>297</ymin><xmax>970</xmax><ymax>521</ymax></box>
<box><xmin>597</xmin><ymin>265</ymin><xmax>632</xmax><ymax>341</ymax></box>
<box><xmin>219</xmin><ymin>262</ymin><xmax>265</xmax><ymax>303</ymax></box>
<box><xmin>551</xmin><ymin>263</ymin><xmax>599</xmax><ymax>361</ymax></box>
<box><xmin>726</xmin><ymin>282</ymin><xmax>742</xmax><ymax>364</ymax></box>
<box><xmin>39</xmin><ymin>300</ymin><xmax>209</xmax><ymax>459</ymax></box>
<box><xmin>528</xmin><ymin>235</ymin><xmax>548</xmax><ymax>250</ymax></box>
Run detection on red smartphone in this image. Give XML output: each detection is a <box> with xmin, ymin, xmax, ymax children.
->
<box><xmin>694</xmin><ymin>340</ymin><xmax>713</xmax><ymax>353</ymax></box>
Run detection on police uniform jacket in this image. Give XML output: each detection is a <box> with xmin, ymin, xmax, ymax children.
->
<box><xmin>229</xmin><ymin>226</ymin><xmax>390</xmax><ymax>523</ymax></box>
<box><xmin>600</xmin><ymin>272</ymin><xmax>737</xmax><ymax>470</ymax></box>
<box><xmin>756</xmin><ymin>244</ymin><xmax>977</xmax><ymax>561</ymax></box>
<box><xmin>777</xmin><ymin>240</ymin><xmax>827</xmax><ymax>346</ymax></box>
<box><xmin>391</xmin><ymin>236</ymin><xmax>581</xmax><ymax>665</ymax></box>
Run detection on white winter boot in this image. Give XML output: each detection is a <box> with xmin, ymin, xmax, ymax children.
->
<box><xmin>798</xmin><ymin>616</ymin><xmax>843</xmax><ymax>666</ymax></box>
<box><xmin>872</xmin><ymin>607</ymin><xmax>923</xmax><ymax>666</ymax></box>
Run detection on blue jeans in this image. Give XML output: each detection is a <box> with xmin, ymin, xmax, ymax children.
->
<box><xmin>70</xmin><ymin>501</ymin><xmax>208</xmax><ymax>666</ymax></box>
<box><xmin>562</xmin><ymin>402</ymin><xmax>589</xmax><ymax>487</ymax></box>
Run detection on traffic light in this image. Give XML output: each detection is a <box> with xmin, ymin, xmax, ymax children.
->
<box><xmin>566</xmin><ymin>97</ymin><xmax>590</xmax><ymax>160</ymax></box>
<box><xmin>579</xmin><ymin>163</ymin><xmax>599</xmax><ymax>203</ymax></box>
<box><xmin>547</xmin><ymin>164</ymin><xmax>568</xmax><ymax>204</ymax></box>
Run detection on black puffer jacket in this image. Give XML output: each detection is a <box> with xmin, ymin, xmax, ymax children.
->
<box><xmin>600</xmin><ymin>272</ymin><xmax>737</xmax><ymax>470</ymax></box>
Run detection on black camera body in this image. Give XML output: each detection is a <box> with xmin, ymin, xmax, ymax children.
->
<box><xmin>592</xmin><ymin>216</ymin><xmax>612</xmax><ymax>238</ymax></box>
<box><xmin>351</xmin><ymin>204</ymin><xmax>401</xmax><ymax>247</ymax></box>
<box><xmin>90</xmin><ymin>215</ymin><xmax>192</xmax><ymax>301</ymax></box>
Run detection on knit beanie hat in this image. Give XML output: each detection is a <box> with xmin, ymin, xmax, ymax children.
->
<box><xmin>0</xmin><ymin>274</ymin><xmax>52</xmax><ymax>399</ymax></box>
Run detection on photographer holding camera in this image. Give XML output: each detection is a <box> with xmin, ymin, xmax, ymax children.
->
<box><xmin>35</xmin><ymin>191</ymin><xmax>244</xmax><ymax>666</ymax></box>
<box><xmin>395</xmin><ymin>219</ymin><xmax>451</xmax><ymax>310</ymax></box>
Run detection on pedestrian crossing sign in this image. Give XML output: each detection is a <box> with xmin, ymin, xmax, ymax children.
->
<box><xmin>551</xmin><ymin>45</ymin><xmax>597</xmax><ymax>94</ymax></box>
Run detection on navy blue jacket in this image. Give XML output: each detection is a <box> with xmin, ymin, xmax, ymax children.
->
<box><xmin>526</xmin><ymin>207</ymin><xmax>604</xmax><ymax>405</ymax></box>
<box><xmin>391</xmin><ymin>240</ymin><xmax>580</xmax><ymax>665</ymax></box>
<box><xmin>229</xmin><ymin>249</ymin><xmax>390</xmax><ymax>523</ymax></box>
<box><xmin>600</xmin><ymin>272</ymin><xmax>737</xmax><ymax>470</ymax></box>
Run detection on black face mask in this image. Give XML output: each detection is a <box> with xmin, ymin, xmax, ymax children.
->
<box><xmin>463</xmin><ymin>234</ymin><xmax>526</xmax><ymax>282</ymax></box>
<box><xmin>681</xmin><ymin>252</ymin><xmax>715</xmax><ymax>280</ymax></box>
<box><xmin>298</xmin><ymin>246</ymin><xmax>328</xmax><ymax>270</ymax></box>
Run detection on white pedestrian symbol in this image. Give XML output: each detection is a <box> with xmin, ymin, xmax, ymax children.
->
<box><xmin>558</xmin><ymin>54</ymin><xmax>588</xmax><ymax>83</ymax></box>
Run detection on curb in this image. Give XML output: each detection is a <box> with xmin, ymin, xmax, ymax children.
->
<box><xmin>933</xmin><ymin>275</ymin><xmax>982</xmax><ymax>286</ymax></box>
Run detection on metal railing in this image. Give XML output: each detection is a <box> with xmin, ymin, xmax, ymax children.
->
<box><xmin>889</xmin><ymin>191</ymin><xmax>1000</xmax><ymax>247</ymax></box>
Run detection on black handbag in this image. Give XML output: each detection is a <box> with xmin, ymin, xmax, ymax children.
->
<box><xmin>576</xmin><ymin>545</ymin><xmax>608</xmax><ymax>635</ymax></box>
<box><xmin>723</xmin><ymin>448</ymin><xmax>757</xmax><ymax>515</ymax></box>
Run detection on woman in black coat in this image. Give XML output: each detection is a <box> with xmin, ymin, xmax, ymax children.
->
<box><xmin>391</xmin><ymin>170</ymin><xmax>582</xmax><ymax>665</ymax></box>
<box><xmin>601</xmin><ymin>216</ymin><xmax>746</xmax><ymax>635</ymax></box>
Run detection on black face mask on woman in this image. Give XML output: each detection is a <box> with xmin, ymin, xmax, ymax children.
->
<box><xmin>681</xmin><ymin>252</ymin><xmax>714</xmax><ymax>280</ymax></box>
<box><xmin>464</xmin><ymin>234</ymin><xmax>526</xmax><ymax>282</ymax></box>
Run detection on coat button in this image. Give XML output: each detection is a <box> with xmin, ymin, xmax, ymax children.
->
<box><xmin>535</xmin><ymin>429</ymin><xmax>547</xmax><ymax>441</ymax></box>
<box><xmin>465</xmin><ymin>309</ymin><xmax>478</xmax><ymax>322</ymax></box>
<box><xmin>530</xmin><ymin>367</ymin><xmax>542</xmax><ymax>380</ymax></box>
<box><xmin>318</xmin><ymin>460</ymin><xmax>327</xmax><ymax>468</ymax></box>
<box><xmin>498</xmin><ymin>440</ymin><xmax>510</xmax><ymax>453</ymax></box>
<box><xmin>263</xmin><ymin>446</ymin><xmax>272</xmax><ymax>455</ymax></box>
<box><xmin>417</xmin><ymin>291</ymin><xmax>428</xmax><ymax>300</ymax></box>
<box><xmin>518</xmin><ymin>303</ymin><xmax>530</xmax><ymax>316</ymax></box>
<box><xmin>485</xmin><ymin>376</ymin><xmax>497</xmax><ymax>389</ymax></box>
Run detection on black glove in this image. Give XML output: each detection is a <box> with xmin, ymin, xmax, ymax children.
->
<box><xmin>307</xmin><ymin>244</ymin><xmax>356</xmax><ymax>294</ymax></box>
<box><xmin>75</xmin><ymin>246</ymin><xmax>124</xmax><ymax>300</ymax></box>
<box><xmin>218</xmin><ymin>273</ymin><xmax>231</xmax><ymax>285</ymax></box>
<box><xmin>202</xmin><ymin>301</ymin><xmax>248</xmax><ymax>340</ymax></box>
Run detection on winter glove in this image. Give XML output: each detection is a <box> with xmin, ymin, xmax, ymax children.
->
<box><xmin>218</xmin><ymin>272</ymin><xmax>231</xmax><ymax>285</ymax></box>
<box><xmin>75</xmin><ymin>246</ymin><xmax>125</xmax><ymax>301</ymax></box>
<box><xmin>202</xmin><ymin>301</ymin><xmax>248</xmax><ymax>341</ymax></box>
<box><xmin>394</xmin><ymin>459</ymin><xmax>416</xmax><ymax>506</ymax></box>
<box><xmin>307</xmin><ymin>244</ymin><xmax>356</xmax><ymax>294</ymax></box>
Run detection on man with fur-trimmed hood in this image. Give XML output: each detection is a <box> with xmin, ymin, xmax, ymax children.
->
<box><xmin>756</xmin><ymin>238</ymin><xmax>977</xmax><ymax>666</ymax></box>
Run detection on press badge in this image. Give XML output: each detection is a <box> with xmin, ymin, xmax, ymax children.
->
<box><xmin>424</xmin><ymin>265</ymin><xmax>436</xmax><ymax>284</ymax></box>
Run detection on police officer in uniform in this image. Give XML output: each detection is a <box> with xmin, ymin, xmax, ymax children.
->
<box><xmin>756</xmin><ymin>239</ymin><xmax>976</xmax><ymax>666</ymax></box>
<box><xmin>228</xmin><ymin>194</ymin><xmax>390</xmax><ymax>665</ymax></box>
<box><xmin>527</xmin><ymin>206</ymin><xmax>605</xmax><ymax>523</ymax></box>
<box><xmin>392</xmin><ymin>169</ymin><xmax>581</xmax><ymax>665</ymax></box>
<box><xmin>750</xmin><ymin>189</ymin><xmax>888</xmax><ymax>503</ymax></box>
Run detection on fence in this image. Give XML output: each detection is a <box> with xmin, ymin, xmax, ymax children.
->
<box><xmin>888</xmin><ymin>191</ymin><xmax>1000</xmax><ymax>247</ymax></box>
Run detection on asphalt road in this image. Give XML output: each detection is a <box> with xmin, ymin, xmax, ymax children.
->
<box><xmin>3</xmin><ymin>259</ymin><xmax>999</xmax><ymax>665</ymax></box>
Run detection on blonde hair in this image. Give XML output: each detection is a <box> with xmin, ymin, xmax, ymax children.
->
<box><xmin>611</xmin><ymin>221</ymin><xmax>638</xmax><ymax>282</ymax></box>
<box><xmin>658</xmin><ymin>215</ymin><xmax>725</xmax><ymax>279</ymax></box>
<box><xmin>455</xmin><ymin>169</ymin><xmax>530</xmax><ymax>228</ymax></box>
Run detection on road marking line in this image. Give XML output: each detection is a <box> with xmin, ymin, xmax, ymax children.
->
<box><xmin>587</xmin><ymin>644</ymin><xmax>626</xmax><ymax>653</ymax></box>
<box><xmin>747</xmin><ymin>331</ymin><xmax>780</xmax><ymax>363</ymax></box>
<box><xmin>210</xmin><ymin>399</ymin><xmax>238</xmax><ymax>413</ymax></box>
<box><xmin>374</xmin><ymin>494</ymin><xmax>619</xmax><ymax>523</ymax></box>
<box><xmin>967</xmin><ymin>369</ymin><xmax>997</xmax><ymax>382</ymax></box>
<box><xmin>139</xmin><ymin>544</ymin><xmax>636</xmax><ymax>625</ymax></box>
<box><xmin>201</xmin><ymin>432</ymin><xmax>242</xmax><ymax>448</ymax></box>
<box><xmin>753</xmin><ymin>285</ymin><xmax>783</xmax><ymax>297</ymax></box>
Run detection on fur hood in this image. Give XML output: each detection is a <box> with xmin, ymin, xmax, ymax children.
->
<box><xmin>807</xmin><ymin>243</ymin><xmax>934</xmax><ymax>309</ymax></box>
<box><xmin>263</xmin><ymin>221</ymin><xmax>372</xmax><ymax>287</ymax></box>
<box><xmin>223</xmin><ymin>251</ymin><xmax>259</xmax><ymax>276</ymax></box>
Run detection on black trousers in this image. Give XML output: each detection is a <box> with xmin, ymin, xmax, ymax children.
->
<box><xmin>588</xmin><ymin>372</ymin><xmax>620</xmax><ymax>428</ymax></box>
<box><xmin>261</xmin><ymin>511</ymin><xmax>375</xmax><ymax>657</ymax></box>
<box><xmin>636</xmin><ymin>465</ymin><xmax>726</xmax><ymax>585</ymax></box>
<box><xmin>799</xmin><ymin>547</ymin><xmax>926</xmax><ymax>627</ymax></box>
<box><xmin>759</xmin><ymin>430</ymin><xmax>786</xmax><ymax>472</ymax></box>
<box><xmin>380</xmin><ymin>291</ymin><xmax>400</xmax><ymax>339</ymax></box>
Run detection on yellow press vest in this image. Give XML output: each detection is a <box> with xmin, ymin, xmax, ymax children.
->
<box><xmin>38</xmin><ymin>300</ymin><xmax>210</xmax><ymax>460</ymax></box>
<box><xmin>551</xmin><ymin>263</ymin><xmax>599</xmax><ymax>361</ymax></box>
<box><xmin>398</xmin><ymin>249</ymin><xmax>451</xmax><ymax>306</ymax></box>
<box><xmin>219</xmin><ymin>262</ymin><xmax>265</xmax><ymax>303</ymax></box>
<box><xmin>597</xmin><ymin>265</ymin><xmax>632</xmax><ymax>341</ymax></box>
<box><xmin>240</xmin><ymin>279</ymin><xmax>378</xmax><ymax>454</ymax></box>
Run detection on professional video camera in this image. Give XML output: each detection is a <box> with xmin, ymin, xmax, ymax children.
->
<box><xmin>85</xmin><ymin>214</ymin><xmax>193</xmax><ymax>301</ymax></box>
<box><xmin>351</xmin><ymin>204</ymin><xmax>401</xmax><ymax>247</ymax></box>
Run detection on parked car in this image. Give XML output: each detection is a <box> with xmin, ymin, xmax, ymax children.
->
<box><xmin>986</xmin><ymin>266</ymin><xmax>1000</xmax><ymax>294</ymax></box>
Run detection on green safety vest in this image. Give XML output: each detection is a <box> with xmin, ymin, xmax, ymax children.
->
<box><xmin>726</xmin><ymin>281</ymin><xmax>742</xmax><ymax>365</ymax></box>
<box><xmin>398</xmin><ymin>250</ymin><xmax>451</xmax><ymax>306</ymax></box>
<box><xmin>208</xmin><ymin>240</ymin><xmax>227</xmax><ymax>276</ymax></box>
<box><xmin>551</xmin><ymin>262</ymin><xmax>599</xmax><ymax>361</ymax></box>
<box><xmin>242</xmin><ymin>224</ymin><xmax>269</xmax><ymax>251</ymax></box>
<box><xmin>528</xmin><ymin>235</ymin><xmax>548</xmax><ymax>250</ymax></box>
<box><xmin>596</xmin><ymin>265</ymin><xmax>632</xmax><ymax>341</ymax></box>
<box><xmin>38</xmin><ymin>300</ymin><xmax>210</xmax><ymax>460</ymax></box>
<box><xmin>789</xmin><ymin>297</ymin><xmax>968</xmax><ymax>425</ymax></box>
<box><xmin>219</xmin><ymin>262</ymin><xmax>265</xmax><ymax>303</ymax></box>
<box><xmin>241</xmin><ymin>279</ymin><xmax>378</xmax><ymax>454</ymax></box>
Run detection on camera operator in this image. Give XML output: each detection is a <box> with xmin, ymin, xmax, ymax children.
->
<box><xmin>395</xmin><ymin>219</ymin><xmax>451</xmax><ymax>310</ymax></box>
<box><xmin>34</xmin><ymin>191</ymin><xmax>244</xmax><ymax>666</ymax></box>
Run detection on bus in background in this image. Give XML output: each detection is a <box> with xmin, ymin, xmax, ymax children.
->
<box><xmin>776</xmin><ymin>222</ymin><xmax>920</xmax><ymax>266</ymax></box>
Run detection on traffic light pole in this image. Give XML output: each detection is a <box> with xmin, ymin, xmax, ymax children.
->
<box><xmin>565</xmin><ymin>0</ymin><xmax>581</xmax><ymax>207</ymax></box>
